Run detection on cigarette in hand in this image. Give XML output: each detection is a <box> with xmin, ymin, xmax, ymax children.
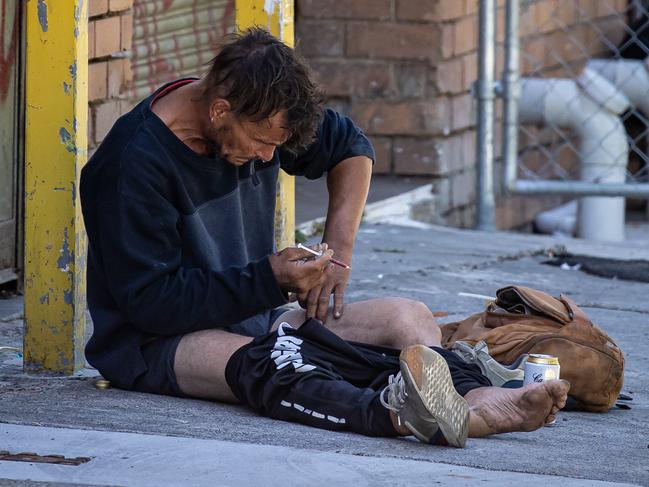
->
<box><xmin>296</xmin><ymin>243</ymin><xmax>351</xmax><ymax>269</ymax></box>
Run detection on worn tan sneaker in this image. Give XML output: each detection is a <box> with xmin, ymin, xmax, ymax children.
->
<box><xmin>380</xmin><ymin>345</ymin><xmax>470</xmax><ymax>448</ymax></box>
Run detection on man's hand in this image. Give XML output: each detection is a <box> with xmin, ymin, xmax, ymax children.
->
<box><xmin>268</xmin><ymin>246</ymin><xmax>333</xmax><ymax>295</ymax></box>
<box><xmin>300</xmin><ymin>262</ymin><xmax>350</xmax><ymax>322</ymax></box>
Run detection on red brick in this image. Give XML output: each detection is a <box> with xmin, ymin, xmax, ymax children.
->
<box><xmin>298</xmin><ymin>0</ymin><xmax>391</xmax><ymax>20</ymax></box>
<box><xmin>393</xmin><ymin>137</ymin><xmax>442</xmax><ymax>175</ymax></box>
<box><xmin>120</xmin><ymin>12</ymin><xmax>133</xmax><ymax>51</ymax></box>
<box><xmin>557</xmin><ymin>1</ymin><xmax>576</xmax><ymax>26</ymax></box>
<box><xmin>438</xmin><ymin>0</ymin><xmax>466</xmax><ymax>20</ymax></box>
<box><xmin>88</xmin><ymin>61</ymin><xmax>108</xmax><ymax>102</ymax></box>
<box><xmin>346</xmin><ymin>22</ymin><xmax>440</xmax><ymax>61</ymax></box>
<box><xmin>88</xmin><ymin>20</ymin><xmax>96</xmax><ymax>59</ymax></box>
<box><xmin>532</xmin><ymin>0</ymin><xmax>556</xmax><ymax>34</ymax></box>
<box><xmin>89</xmin><ymin>0</ymin><xmax>109</xmax><ymax>17</ymax></box>
<box><xmin>576</xmin><ymin>0</ymin><xmax>598</xmax><ymax>20</ymax></box>
<box><xmin>451</xmin><ymin>93</ymin><xmax>474</xmax><ymax>131</ymax></box>
<box><xmin>94</xmin><ymin>16</ymin><xmax>122</xmax><ymax>58</ymax></box>
<box><xmin>519</xmin><ymin>5</ymin><xmax>536</xmax><ymax>37</ymax></box>
<box><xmin>94</xmin><ymin>100</ymin><xmax>122</xmax><ymax>142</ymax></box>
<box><xmin>310</xmin><ymin>60</ymin><xmax>395</xmax><ymax>98</ymax></box>
<box><xmin>107</xmin><ymin>58</ymin><xmax>130</xmax><ymax>97</ymax></box>
<box><xmin>437</xmin><ymin>133</ymin><xmax>463</xmax><ymax>174</ymax></box>
<box><xmin>109</xmin><ymin>0</ymin><xmax>131</xmax><ymax>12</ymax></box>
<box><xmin>432</xmin><ymin>177</ymin><xmax>451</xmax><ymax>213</ymax></box>
<box><xmin>394</xmin><ymin>63</ymin><xmax>428</xmax><ymax>98</ymax></box>
<box><xmin>462</xmin><ymin>52</ymin><xmax>477</xmax><ymax>91</ymax></box>
<box><xmin>370</xmin><ymin>136</ymin><xmax>393</xmax><ymax>174</ymax></box>
<box><xmin>351</xmin><ymin>100</ymin><xmax>445</xmax><ymax>136</ymax></box>
<box><xmin>521</xmin><ymin>36</ymin><xmax>546</xmax><ymax>75</ymax></box>
<box><xmin>296</xmin><ymin>21</ymin><xmax>344</xmax><ymax>57</ymax></box>
<box><xmin>453</xmin><ymin>15</ymin><xmax>477</xmax><ymax>55</ymax></box>
<box><xmin>441</xmin><ymin>24</ymin><xmax>454</xmax><ymax>59</ymax></box>
<box><xmin>450</xmin><ymin>168</ymin><xmax>476</xmax><ymax>208</ymax></box>
<box><xmin>396</xmin><ymin>0</ymin><xmax>437</xmax><ymax>21</ymax></box>
<box><xmin>465</xmin><ymin>0</ymin><xmax>478</xmax><ymax>15</ymax></box>
<box><xmin>461</xmin><ymin>130</ymin><xmax>476</xmax><ymax>167</ymax></box>
<box><xmin>436</xmin><ymin>58</ymin><xmax>463</xmax><ymax>94</ymax></box>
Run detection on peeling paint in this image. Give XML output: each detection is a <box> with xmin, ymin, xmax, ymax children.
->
<box><xmin>263</xmin><ymin>0</ymin><xmax>279</xmax><ymax>16</ymax></box>
<box><xmin>63</xmin><ymin>82</ymin><xmax>70</xmax><ymax>94</ymax></box>
<box><xmin>68</xmin><ymin>62</ymin><xmax>77</xmax><ymax>81</ymax></box>
<box><xmin>57</xmin><ymin>228</ymin><xmax>73</xmax><ymax>273</ymax></box>
<box><xmin>58</xmin><ymin>351</ymin><xmax>71</xmax><ymax>367</ymax></box>
<box><xmin>37</xmin><ymin>0</ymin><xmax>48</xmax><ymax>32</ymax></box>
<box><xmin>71</xmin><ymin>181</ymin><xmax>77</xmax><ymax>201</ymax></box>
<box><xmin>39</xmin><ymin>294</ymin><xmax>49</xmax><ymax>305</ymax></box>
<box><xmin>63</xmin><ymin>290</ymin><xmax>73</xmax><ymax>305</ymax></box>
<box><xmin>59</xmin><ymin>127</ymin><xmax>76</xmax><ymax>154</ymax></box>
<box><xmin>75</xmin><ymin>0</ymin><xmax>84</xmax><ymax>22</ymax></box>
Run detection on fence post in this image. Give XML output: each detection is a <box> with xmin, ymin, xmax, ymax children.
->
<box><xmin>23</xmin><ymin>0</ymin><xmax>88</xmax><ymax>374</ymax></box>
<box><xmin>235</xmin><ymin>0</ymin><xmax>295</xmax><ymax>250</ymax></box>
<box><xmin>475</xmin><ymin>0</ymin><xmax>497</xmax><ymax>231</ymax></box>
<box><xmin>502</xmin><ymin>0</ymin><xmax>521</xmax><ymax>193</ymax></box>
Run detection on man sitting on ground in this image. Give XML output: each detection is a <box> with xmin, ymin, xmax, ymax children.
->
<box><xmin>80</xmin><ymin>28</ymin><xmax>569</xmax><ymax>447</ymax></box>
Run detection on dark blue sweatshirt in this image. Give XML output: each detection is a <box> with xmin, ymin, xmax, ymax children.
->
<box><xmin>80</xmin><ymin>79</ymin><xmax>374</xmax><ymax>387</ymax></box>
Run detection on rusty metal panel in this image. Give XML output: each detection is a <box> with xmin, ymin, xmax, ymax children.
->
<box><xmin>130</xmin><ymin>0</ymin><xmax>235</xmax><ymax>99</ymax></box>
<box><xmin>0</xmin><ymin>0</ymin><xmax>21</xmax><ymax>279</ymax></box>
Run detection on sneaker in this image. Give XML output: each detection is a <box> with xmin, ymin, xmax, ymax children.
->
<box><xmin>452</xmin><ymin>340</ymin><xmax>527</xmax><ymax>387</ymax></box>
<box><xmin>380</xmin><ymin>345</ymin><xmax>470</xmax><ymax>448</ymax></box>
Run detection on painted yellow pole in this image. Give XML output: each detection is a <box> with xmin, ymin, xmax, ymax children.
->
<box><xmin>23</xmin><ymin>0</ymin><xmax>88</xmax><ymax>374</ymax></box>
<box><xmin>235</xmin><ymin>0</ymin><xmax>295</xmax><ymax>250</ymax></box>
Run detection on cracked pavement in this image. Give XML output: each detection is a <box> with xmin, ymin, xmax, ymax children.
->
<box><xmin>1</xmin><ymin>223</ymin><xmax>648</xmax><ymax>486</ymax></box>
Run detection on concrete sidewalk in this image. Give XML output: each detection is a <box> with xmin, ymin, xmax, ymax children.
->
<box><xmin>1</xmin><ymin>222</ymin><xmax>648</xmax><ymax>486</ymax></box>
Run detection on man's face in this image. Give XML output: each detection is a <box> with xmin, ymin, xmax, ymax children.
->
<box><xmin>210</xmin><ymin>109</ymin><xmax>290</xmax><ymax>166</ymax></box>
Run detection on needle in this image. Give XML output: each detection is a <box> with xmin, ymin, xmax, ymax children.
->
<box><xmin>296</xmin><ymin>243</ymin><xmax>351</xmax><ymax>269</ymax></box>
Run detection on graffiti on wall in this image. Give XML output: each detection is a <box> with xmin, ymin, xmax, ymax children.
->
<box><xmin>0</xmin><ymin>0</ymin><xmax>18</xmax><ymax>102</ymax></box>
<box><xmin>130</xmin><ymin>0</ymin><xmax>234</xmax><ymax>99</ymax></box>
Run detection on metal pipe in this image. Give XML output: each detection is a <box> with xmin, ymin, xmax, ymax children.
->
<box><xmin>475</xmin><ymin>0</ymin><xmax>497</xmax><ymax>231</ymax></box>
<box><xmin>502</xmin><ymin>0</ymin><xmax>520</xmax><ymax>193</ymax></box>
<box><xmin>512</xmin><ymin>180</ymin><xmax>649</xmax><ymax>197</ymax></box>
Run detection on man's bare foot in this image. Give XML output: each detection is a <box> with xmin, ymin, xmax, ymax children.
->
<box><xmin>464</xmin><ymin>380</ymin><xmax>570</xmax><ymax>437</ymax></box>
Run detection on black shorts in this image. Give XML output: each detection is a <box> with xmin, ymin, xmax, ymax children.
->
<box><xmin>130</xmin><ymin>307</ymin><xmax>292</xmax><ymax>397</ymax></box>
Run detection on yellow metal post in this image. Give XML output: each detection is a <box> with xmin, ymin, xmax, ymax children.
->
<box><xmin>23</xmin><ymin>0</ymin><xmax>88</xmax><ymax>374</ymax></box>
<box><xmin>235</xmin><ymin>0</ymin><xmax>295</xmax><ymax>250</ymax></box>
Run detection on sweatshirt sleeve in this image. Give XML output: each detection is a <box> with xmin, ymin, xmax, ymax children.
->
<box><xmin>93</xmin><ymin>193</ymin><xmax>288</xmax><ymax>336</ymax></box>
<box><xmin>280</xmin><ymin>107</ymin><xmax>375</xmax><ymax>180</ymax></box>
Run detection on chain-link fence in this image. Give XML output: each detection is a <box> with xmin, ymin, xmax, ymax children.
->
<box><xmin>478</xmin><ymin>0</ymin><xmax>649</xmax><ymax>238</ymax></box>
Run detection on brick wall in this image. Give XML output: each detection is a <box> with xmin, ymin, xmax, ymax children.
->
<box><xmin>296</xmin><ymin>0</ymin><xmax>629</xmax><ymax>229</ymax></box>
<box><xmin>88</xmin><ymin>0</ymin><xmax>133</xmax><ymax>153</ymax></box>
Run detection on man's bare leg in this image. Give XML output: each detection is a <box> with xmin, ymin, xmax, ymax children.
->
<box><xmin>174</xmin><ymin>329</ymin><xmax>253</xmax><ymax>402</ymax></box>
<box><xmin>466</xmin><ymin>380</ymin><xmax>570</xmax><ymax>437</ymax></box>
<box><xmin>273</xmin><ymin>297</ymin><xmax>442</xmax><ymax>349</ymax></box>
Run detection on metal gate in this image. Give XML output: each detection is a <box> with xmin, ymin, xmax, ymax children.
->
<box><xmin>476</xmin><ymin>0</ymin><xmax>649</xmax><ymax>234</ymax></box>
<box><xmin>130</xmin><ymin>0</ymin><xmax>234</xmax><ymax>100</ymax></box>
<box><xmin>0</xmin><ymin>0</ymin><xmax>22</xmax><ymax>284</ymax></box>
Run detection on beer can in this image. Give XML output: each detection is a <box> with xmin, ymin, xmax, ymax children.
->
<box><xmin>523</xmin><ymin>354</ymin><xmax>560</xmax><ymax>385</ymax></box>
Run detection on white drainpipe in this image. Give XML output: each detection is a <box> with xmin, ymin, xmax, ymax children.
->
<box><xmin>588</xmin><ymin>58</ymin><xmax>649</xmax><ymax>221</ymax></box>
<box><xmin>587</xmin><ymin>58</ymin><xmax>649</xmax><ymax>115</ymax></box>
<box><xmin>518</xmin><ymin>68</ymin><xmax>630</xmax><ymax>242</ymax></box>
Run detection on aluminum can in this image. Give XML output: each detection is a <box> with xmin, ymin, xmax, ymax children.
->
<box><xmin>523</xmin><ymin>354</ymin><xmax>560</xmax><ymax>385</ymax></box>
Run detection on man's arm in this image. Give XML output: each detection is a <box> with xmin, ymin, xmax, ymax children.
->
<box><xmin>280</xmin><ymin>107</ymin><xmax>375</xmax><ymax>321</ymax></box>
<box><xmin>304</xmin><ymin>155</ymin><xmax>371</xmax><ymax>321</ymax></box>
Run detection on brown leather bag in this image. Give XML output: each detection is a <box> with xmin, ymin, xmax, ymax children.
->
<box><xmin>440</xmin><ymin>286</ymin><xmax>625</xmax><ymax>412</ymax></box>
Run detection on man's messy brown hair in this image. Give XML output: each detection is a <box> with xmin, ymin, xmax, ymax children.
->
<box><xmin>203</xmin><ymin>27</ymin><xmax>326</xmax><ymax>154</ymax></box>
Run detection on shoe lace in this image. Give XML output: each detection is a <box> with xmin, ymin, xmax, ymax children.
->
<box><xmin>379</xmin><ymin>372</ymin><xmax>407</xmax><ymax>413</ymax></box>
